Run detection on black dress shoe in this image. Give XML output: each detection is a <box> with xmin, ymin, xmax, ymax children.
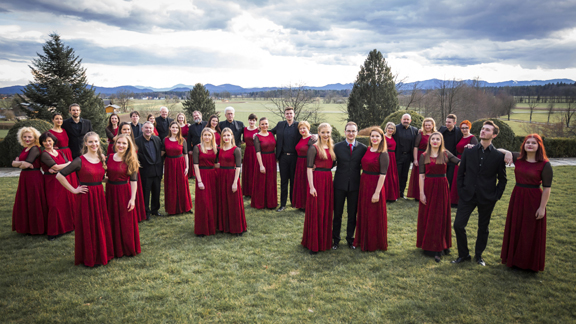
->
<box><xmin>154</xmin><ymin>212</ymin><xmax>165</xmax><ymax>217</ymax></box>
<box><xmin>299</xmin><ymin>208</ymin><xmax>305</xmax><ymax>212</ymax></box>
<box><xmin>332</xmin><ymin>243</ymin><xmax>339</xmax><ymax>250</ymax></box>
<box><xmin>475</xmin><ymin>256</ymin><xmax>486</xmax><ymax>266</ymax></box>
<box><xmin>145</xmin><ymin>213</ymin><xmax>151</xmax><ymax>220</ymax></box>
<box><xmin>276</xmin><ymin>206</ymin><xmax>286</xmax><ymax>212</ymax></box>
<box><xmin>451</xmin><ymin>255</ymin><xmax>472</xmax><ymax>264</ymax></box>
<box><xmin>435</xmin><ymin>252</ymin><xmax>442</xmax><ymax>263</ymax></box>
<box><xmin>443</xmin><ymin>249</ymin><xmax>451</xmax><ymax>256</ymax></box>
<box><xmin>47</xmin><ymin>235</ymin><xmax>57</xmax><ymax>241</ymax></box>
<box><xmin>348</xmin><ymin>242</ymin><xmax>356</xmax><ymax>250</ymax></box>
<box><xmin>309</xmin><ymin>250</ymin><xmax>318</xmax><ymax>255</ymax></box>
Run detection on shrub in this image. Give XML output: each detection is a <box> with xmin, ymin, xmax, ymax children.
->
<box><xmin>543</xmin><ymin>137</ymin><xmax>576</xmax><ymax>157</ymax></box>
<box><xmin>381</xmin><ymin>110</ymin><xmax>424</xmax><ymax>130</ymax></box>
<box><xmin>310</xmin><ymin>123</ymin><xmax>342</xmax><ymax>143</ymax></box>
<box><xmin>0</xmin><ymin>119</ymin><xmax>53</xmax><ymax>167</ymax></box>
<box><xmin>470</xmin><ymin>118</ymin><xmax>515</xmax><ymax>151</ymax></box>
<box><xmin>356</xmin><ymin>136</ymin><xmax>370</xmax><ymax>147</ymax></box>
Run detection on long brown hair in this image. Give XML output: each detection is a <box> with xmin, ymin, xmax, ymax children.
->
<box><xmin>118</xmin><ymin>122</ymin><xmax>136</xmax><ymax>144</ymax></box>
<box><xmin>199</xmin><ymin>128</ymin><xmax>218</xmax><ymax>153</ymax></box>
<box><xmin>147</xmin><ymin>114</ymin><xmax>157</xmax><ymax>128</ymax></box>
<box><xmin>370</xmin><ymin>127</ymin><xmax>387</xmax><ymax>153</ymax></box>
<box><xmin>316</xmin><ymin>123</ymin><xmax>336</xmax><ymax>161</ymax></box>
<box><xmin>518</xmin><ymin>134</ymin><xmax>548</xmax><ymax>162</ymax></box>
<box><xmin>106</xmin><ymin>113</ymin><xmax>120</xmax><ymax>132</ymax></box>
<box><xmin>168</xmin><ymin>121</ymin><xmax>184</xmax><ymax>146</ymax></box>
<box><xmin>81</xmin><ymin>132</ymin><xmax>107</xmax><ymax>169</ymax></box>
<box><xmin>115</xmin><ymin>134</ymin><xmax>140</xmax><ymax>175</ymax></box>
<box><xmin>220</xmin><ymin>127</ymin><xmax>236</xmax><ymax>147</ymax></box>
<box><xmin>423</xmin><ymin>132</ymin><xmax>447</xmax><ymax>164</ymax></box>
<box><xmin>205</xmin><ymin>114</ymin><xmax>221</xmax><ymax>133</ymax></box>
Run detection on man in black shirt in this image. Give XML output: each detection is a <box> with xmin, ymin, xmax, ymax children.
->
<box><xmin>135</xmin><ymin>122</ymin><xmax>164</xmax><ymax>219</ymax></box>
<box><xmin>392</xmin><ymin>113</ymin><xmax>418</xmax><ymax>198</ymax></box>
<box><xmin>219</xmin><ymin>107</ymin><xmax>244</xmax><ymax>145</ymax></box>
<box><xmin>439</xmin><ymin>114</ymin><xmax>463</xmax><ymax>188</ymax></box>
<box><xmin>61</xmin><ymin>103</ymin><xmax>92</xmax><ymax>159</ymax></box>
<box><xmin>155</xmin><ymin>106</ymin><xmax>173</xmax><ymax>141</ymax></box>
<box><xmin>187</xmin><ymin>110</ymin><xmax>207</xmax><ymax>149</ymax></box>
<box><xmin>130</xmin><ymin>111</ymin><xmax>143</xmax><ymax>138</ymax></box>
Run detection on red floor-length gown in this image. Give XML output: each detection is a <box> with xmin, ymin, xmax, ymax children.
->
<box><xmin>40</xmin><ymin>151</ymin><xmax>76</xmax><ymax>236</ymax></box>
<box><xmin>293</xmin><ymin>136</ymin><xmax>312</xmax><ymax>209</ymax></box>
<box><xmin>450</xmin><ymin>135</ymin><xmax>477</xmax><ymax>204</ymax></box>
<box><xmin>217</xmin><ymin>146</ymin><xmax>247</xmax><ymax>234</ymax></box>
<box><xmin>242</xmin><ymin>127</ymin><xmax>258</xmax><ymax>197</ymax></box>
<box><xmin>106</xmin><ymin>155</ymin><xmax>141</xmax><ymax>257</ymax></box>
<box><xmin>251</xmin><ymin>133</ymin><xmax>278</xmax><ymax>209</ymax></box>
<box><xmin>163</xmin><ymin>138</ymin><xmax>193</xmax><ymax>215</ymax></box>
<box><xmin>181</xmin><ymin>124</ymin><xmax>195</xmax><ymax>179</ymax></box>
<box><xmin>354</xmin><ymin>149</ymin><xmax>389</xmax><ymax>251</ymax></box>
<box><xmin>50</xmin><ymin>129</ymin><xmax>74</xmax><ymax>162</ymax></box>
<box><xmin>501</xmin><ymin>157</ymin><xmax>552</xmax><ymax>272</ymax></box>
<box><xmin>302</xmin><ymin>146</ymin><xmax>334</xmax><ymax>252</ymax></box>
<box><xmin>407</xmin><ymin>133</ymin><xmax>429</xmax><ymax>200</ymax></box>
<box><xmin>135</xmin><ymin>171</ymin><xmax>147</xmax><ymax>222</ymax></box>
<box><xmin>106</xmin><ymin>127</ymin><xmax>119</xmax><ymax>156</ymax></box>
<box><xmin>59</xmin><ymin>156</ymin><xmax>113</xmax><ymax>267</ymax></box>
<box><xmin>384</xmin><ymin>136</ymin><xmax>400</xmax><ymax>201</ymax></box>
<box><xmin>416</xmin><ymin>152</ymin><xmax>459</xmax><ymax>252</ymax></box>
<box><xmin>12</xmin><ymin>146</ymin><xmax>47</xmax><ymax>235</ymax></box>
<box><xmin>193</xmin><ymin>146</ymin><xmax>217</xmax><ymax>235</ymax></box>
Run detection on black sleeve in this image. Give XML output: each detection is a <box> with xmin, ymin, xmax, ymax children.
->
<box><xmin>512</xmin><ymin>152</ymin><xmax>520</xmax><ymax>163</ymax></box>
<box><xmin>215</xmin><ymin>148</ymin><xmax>220</xmax><ymax>163</ymax></box>
<box><xmin>105</xmin><ymin>128</ymin><xmax>115</xmax><ymax>140</ymax></box>
<box><xmin>186</xmin><ymin>129</ymin><xmax>193</xmax><ymax>152</ymax></box>
<box><xmin>182</xmin><ymin>139</ymin><xmax>188</xmax><ymax>154</ymax></box>
<box><xmin>307</xmin><ymin>145</ymin><xmax>317</xmax><ymax>168</ymax></box>
<box><xmin>234</xmin><ymin>147</ymin><xmax>242</xmax><ymax>167</ymax></box>
<box><xmin>308</xmin><ymin>136</ymin><xmax>317</xmax><ymax>146</ymax></box>
<box><xmin>160</xmin><ymin>138</ymin><xmax>165</xmax><ymax>153</ymax></box>
<box><xmin>446</xmin><ymin>151</ymin><xmax>460</xmax><ymax>164</ymax></box>
<box><xmin>379</xmin><ymin>153</ymin><xmax>389</xmax><ymax>175</ymax></box>
<box><xmin>419</xmin><ymin>154</ymin><xmax>426</xmax><ymax>174</ymax></box>
<box><xmin>414</xmin><ymin>133</ymin><xmax>422</xmax><ymax>148</ymax></box>
<box><xmin>130</xmin><ymin>171</ymin><xmax>138</xmax><ymax>182</ymax></box>
<box><xmin>87</xmin><ymin>120</ymin><xmax>93</xmax><ymax>132</ymax></box>
<box><xmin>193</xmin><ymin>145</ymin><xmax>200</xmax><ymax>165</ymax></box>
<box><xmin>470</xmin><ymin>136</ymin><xmax>478</xmax><ymax>145</ymax></box>
<box><xmin>542</xmin><ymin>162</ymin><xmax>553</xmax><ymax>188</ymax></box>
<box><xmin>25</xmin><ymin>146</ymin><xmax>41</xmax><ymax>163</ymax></box>
<box><xmin>269</xmin><ymin>123</ymin><xmax>278</xmax><ymax>135</ymax></box>
<box><xmin>40</xmin><ymin>152</ymin><xmax>56</xmax><ymax>168</ymax></box>
<box><xmin>59</xmin><ymin>157</ymin><xmax>82</xmax><ymax>177</ymax></box>
<box><xmin>254</xmin><ymin>136</ymin><xmax>261</xmax><ymax>153</ymax></box>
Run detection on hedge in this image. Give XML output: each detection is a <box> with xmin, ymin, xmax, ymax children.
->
<box><xmin>381</xmin><ymin>110</ymin><xmax>424</xmax><ymax>130</ymax></box>
<box><xmin>471</xmin><ymin>119</ymin><xmax>516</xmax><ymax>152</ymax></box>
<box><xmin>0</xmin><ymin>119</ymin><xmax>53</xmax><ymax>167</ymax></box>
<box><xmin>507</xmin><ymin>135</ymin><xmax>576</xmax><ymax>158</ymax></box>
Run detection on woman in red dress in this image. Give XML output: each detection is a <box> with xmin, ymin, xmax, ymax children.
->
<box><xmin>205</xmin><ymin>114</ymin><xmax>222</xmax><ymax>145</ymax></box>
<box><xmin>384</xmin><ymin>122</ymin><xmax>400</xmax><ymax>202</ymax></box>
<box><xmin>449</xmin><ymin>120</ymin><xmax>477</xmax><ymax>206</ymax></box>
<box><xmin>148</xmin><ymin>114</ymin><xmax>159</xmax><ymax>136</ymax></box>
<box><xmin>407</xmin><ymin>118</ymin><xmax>436</xmax><ymax>201</ymax></box>
<box><xmin>193</xmin><ymin>128</ymin><xmax>218</xmax><ymax>236</ymax></box>
<box><xmin>242</xmin><ymin>114</ymin><xmax>258</xmax><ymax>197</ymax></box>
<box><xmin>293</xmin><ymin>121</ymin><xmax>313</xmax><ymax>211</ymax></box>
<box><xmin>56</xmin><ymin>132</ymin><xmax>114</xmax><ymax>267</ymax></box>
<box><xmin>417</xmin><ymin>132</ymin><xmax>460</xmax><ymax>262</ymax></box>
<box><xmin>162</xmin><ymin>122</ymin><xmax>193</xmax><ymax>215</ymax></box>
<box><xmin>106</xmin><ymin>134</ymin><xmax>141</xmax><ymax>258</ymax></box>
<box><xmin>302</xmin><ymin>123</ymin><xmax>335</xmax><ymax>254</ymax></box>
<box><xmin>217</xmin><ymin>128</ymin><xmax>247</xmax><ymax>235</ymax></box>
<box><xmin>177</xmin><ymin>113</ymin><xmax>190</xmax><ymax>139</ymax></box>
<box><xmin>49</xmin><ymin>113</ymin><xmax>74</xmax><ymax>162</ymax></box>
<box><xmin>251</xmin><ymin>117</ymin><xmax>278</xmax><ymax>209</ymax></box>
<box><xmin>118</xmin><ymin>122</ymin><xmax>147</xmax><ymax>222</ymax></box>
<box><xmin>12</xmin><ymin>127</ymin><xmax>47</xmax><ymax>235</ymax></box>
<box><xmin>39</xmin><ymin>131</ymin><xmax>76</xmax><ymax>240</ymax></box>
<box><xmin>105</xmin><ymin>113</ymin><xmax>120</xmax><ymax>155</ymax></box>
<box><xmin>354</xmin><ymin>127</ymin><xmax>390</xmax><ymax>252</ymax></box>
<box><xmin>499</xmin><ymin>134</ymin><xmax>552</xmax><ymax>272</ymax></box>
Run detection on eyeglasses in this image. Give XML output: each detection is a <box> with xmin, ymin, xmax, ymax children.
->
<box><xmin>345</xmin><ymin>130</ymin><xmax>357</xmax><ymax>133</ymax></box>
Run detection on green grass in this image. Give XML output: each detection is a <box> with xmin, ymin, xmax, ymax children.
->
<box><xmin>0</xmin><ymin>129</ymin><xmax>8</xmax><ymax>139</ymax></box>
<box><xmin>1</xmin><ymin>166</ymin><xmax>576</xmax><ymax>322</ymax></box>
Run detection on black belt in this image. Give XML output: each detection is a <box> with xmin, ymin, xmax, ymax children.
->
<box><xmin>57</xmin><ymin>146</ymin><xmax>69</xmax><ymax>149</ymax></box>
<box><xmin>315</xmin><ymin>168</ymin><xmax>332</xmax><ymax>172</ymax></box>
<box><xmin>220</xmin><ymin>166</ymin><xmax>236</xmax><ymax>170</ymax></box>
<box><xmin>22</xmin><ymin>168</ymin><xmax>41</xmax><ymax>171</ymax></box>
<box><xmin>80</xmin><ymin>181</ymin><xmax>102</xmax><ymax>186</ymax></box>
<box><xmin>108</xmin><ymin>180</ymin><xmax>128</xmax><ymax>185</ymax></box>
<box><xmin>297</xmin><ymin>155</ymin><xmax>306</xmax><ymax>158</ymax></box>
<box><xmin>261</xmin><ymin>151</ymin><xmax>274</xmax><ymax>154</ymax></box>
<box><xmin>199</xmin><ymin>166</ymin><xmax>214</xmax><ymax>169</ymax></box>
<box><xmin>515</xmin><ymin>183</ymin><xmax>541</xmax><ymax>189</ymax></box>
<box><xmin>418</xmin><ymin>149</ymin><xmax>425</xmax><ymax>152</ymax></box>
<box><xmin>363</xmin><ymin>170</ymin><xmax>383</xmax><ymax>175</ymax></box>
<box><xmin>166</xmin><ymin>154</ymin><xmax>183</xmax><ymax>158</ymax></box>
<box><xmin>426</xmin><ymin>174</ymin><xmax>446</xmax><ymax>178</ymax></box>
<box><xmin>388</xmin><ymin>150</ymin><xmax>395</xmax><ymax>153</ymax></box>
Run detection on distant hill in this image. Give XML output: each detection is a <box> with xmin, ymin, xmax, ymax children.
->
<box><xmin>1</xmin><ymin>79</ymin><xmax>574</xmax><ymax>95</ymax></box>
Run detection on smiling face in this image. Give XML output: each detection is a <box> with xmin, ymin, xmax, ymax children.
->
<box><xmin>319</xmin><ymin>127</ymin><xmax>331</xmax><ymax>142</ymax></box>
<box><xmin>22</xmin><ymin>132</ymin><xmax>34</xmax><ymax>147</ymax></box>
<box><xmin>345</xmin><ymin>124</ymin><xmax>357</xmax><ymax>142</ymax></box>
<box><xmin>424</xmin><ymin>121</ymin><xmax>433</xmax><ymax>133</ymax></box>
<box><xmin>284</xmin><ymin>109</ymin><xmax>294</xmax><ymax>122</ymax></box>
<box><xmin>52</xmin><ymin>115</ymin><xmax>63</xmax><ymax>127</ymax></box>
<box><xmin>386</xmin><ymin>125</ymin><xmax>395</xmax><ymax>135</ymax></box>
<box><xmin>524</xmin><ymin>137</ymin><xmax>539</xmax><ymax>153</ymax></box>
<box><xmin>142</xmin><ymin>123</ymin><xmax>154</xmax><ymax>137</ymax></box>
<box><xmin>299</xmin><ymin>125</ymin><xmax>309</xmax><ymax>136</ymax></box>
<box><xmin>370</xmin><ymin>131</ymin><xmax>382</xmax><ymax>146</ymax></box>
<box><xmin>210</xmin><ymin>117</ymin><xmax>219</xmax><ymax>128</ymax></box>
<box><xmin>193</xmin><ymin>111</ymin><xmax>201</xmax><ymax>122</ymax></box>
<box><xmin>430</xmin><ymin>134</ymin><xmax>442</xmax><ymax>148</ymax></box>
<box><xmin>222</xmin><ymin>131</ymin><xmax>232</xmax><ymax>144</ymax></box>
<box><xmin>85</xmin><ymin>135</ymin><xmax>100</xmax><ymax>152</ymax></box>
<box><xmin>225</xmin><ymin>111</ymin><xmax>234</xmax><ymax>122</ymax></box>
<box><xmin>170</xmin><ymin>124</ymin><xmax>180</xmax><ymax>136</ymax></box>
<box><xmin>177</xmin><ymin>114</ymin><xmax>185</xmax><ymax>124</ymax></box>
<box><xmin>401</xmin><ymin>114</ymin><xmax>411</xmax><ymax>127</ymax></box>
<box><xmin>115</xmin><ymin>136</ymin><xmax>128</xmax><ymax>153</ymax></box>
<box><xmin>259</xmin><ymin>119</ymin><xmax>269</xmax><ymax>131</ymax></box>
<box><xmin>160</xmin><ymin>108</ymin><xmax>168</xmax><ymax>118</ymax></box>
<box><xmin>42</xmin><ymin>137</ymin><xmax>54</xmax><ymax>150</ymax></box>
<box><xmin>202</xmin><ymin>131</ymin><xmax>213</xmax><ymax>144</ymax></box>
<box><xmin>460</xmin><ymin>123</ymin><xmax>470</xmax><ymax>136</ymax></box>
<box><xmin>110</xmin><ymin>115</ymin><xmax>119</xmax><ymax>125</ymax></box>
<box><xmin>70</xmin><ymin>106</ymin><xmax>81</xmax><ymax>118</ymax></box>
<box><xmin>148</xmin><ymin>115</ymin><xmax>155</xmax><ymax>123</ymax></box>
<box><xmin>445</xmin><ymin>118</ymin><xmax>455</xmax><ymax>130</ymax></box>
<box><xmin>121</xmin><ymin>124</ymin><xmax>132</xmax><ymax>135</ymax></box>
<box><xmin>249</xmin><ymin>119</ymin><xmax>257</xmax><ymax>128</ymax></box>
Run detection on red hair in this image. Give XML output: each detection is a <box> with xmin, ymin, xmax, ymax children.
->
<box><xmin>460</xmin><ymin>120</ymin><xmax>472</xmax><ymax>129</ymax></box>
<box><xmin>518</xmin><ymin>134</ymin><xmax>548</xmax><ymax>162</ymax></box>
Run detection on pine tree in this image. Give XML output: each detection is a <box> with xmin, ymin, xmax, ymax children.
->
<box><xmin>182</xmin><ymin>83</ymin><xmax>216</xmax><ymax>120</ymax></box>
<box><xmin>18</xmin><ymin>33</ymin><xmax>106</xmax><ymax>135</ymax></box>
<box><xmin>346</xmin><ymin>49</ymin><xmax>398</xmax><ymax>129</ymax></box>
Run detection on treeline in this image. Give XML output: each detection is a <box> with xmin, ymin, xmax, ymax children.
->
<box><xmin>483</xmin><ymin>82</ymin><xmax>576</xmax><ymax>102</ymax></box>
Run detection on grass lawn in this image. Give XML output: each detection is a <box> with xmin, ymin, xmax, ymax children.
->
<box><xmin>1</xmin><ymin>166</ymin><xmax>575</xmax><ymax>323</ymax></box>
<box><xmin>0</xmin><ymin>129</ymin><xmax>8</xmax><ymax>139</ymax></box>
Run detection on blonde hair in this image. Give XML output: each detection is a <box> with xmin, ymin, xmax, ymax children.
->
<box><xmin>298</xmin><ymin>121</ymin><xmax>311</xmax><ymax>131</ymax></box>
<box><xmin>17</xmin><ymin>127</ymin><xmax>41</xmax><ymax>147</ymax></box>
<box><xmin>220</xmin><ymin>127</ymin><xmax>236</xmax><ymax>147</ymax></box>
<box><xmin>385</xmin><ymin>122</ymin><xmax>396</xmax><ymax>135</ymax></box>
<box><xmin>423</xmin><ymin>132</ymin><xmax>447</xmax><ymax>165</ymax></box>
<box><xmin>316</xmin><ymin>123</ymin><xmax>336</xmax><ymax>161</ymax></box>
<box><xmin>370</xmin><ymin>127</ymin><xmax>388</xmax><ymax>153</ymax></box>
<box><xmin>200</xmin><ymin>128</ymin><xmax>218</xmax><ymax>153</ymax></box>
<box><xmin>421</xmin><ymin>117</ymin><xmax>437</xmax><ymax>134</ymax></box>
<box><xmin>176</xmin><ymin>112</ymin><xmax>187</xmax><ymax>124</ymax></box>
<box><xmin>115</xmin><ymin>134</ymin><xmax>140</xmax><ymax>175</ymax></box>
<box><xmin>81</xmin><ymin>132</ymin><xmax>107</xmax><ymax>169</ymax></box>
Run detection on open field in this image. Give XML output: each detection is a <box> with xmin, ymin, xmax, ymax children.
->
<box><xmin>1</xmin><ymin>166</ymin><xmax>576</xmax><ymax>323</ymax></box>
<box><xmin>0</xmin><ymin>129</ymin><xmax>8</xmax><ymax>139</ymax></box>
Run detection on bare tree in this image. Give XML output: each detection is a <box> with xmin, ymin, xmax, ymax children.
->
<box><xmin>398</xmin><ymin>81</ymin><xmax>423</xmax><ymax>111</ymax></box>
<box><xmin>266</xmin><ymin>83</ymin><xmax>319</xmax><ymax>121</ymax></box>
<box><xmin>497</xmin><ymin>91</ymin><xmax>516</xmax><ymax>120</ymax></box>
<box><xmin>164</xmin><ymin>95</ymin><xmax>180</xmax><ymax>111</ymax></box>
<box><xmin>116</xmin><ymin>89</ymin><xmax>134</xmax><ymax>113</ymax></box>
<box><xmin>434</xmin><ymin>78</ymin><xmax>464</xmax><ymax>122</ymax></box>
<box><xmin>526</xmin><ymin>93</ymin><xmax>538</xmax><ymax>123</ymax></box>
<box><xmin>564</xmin><ymin>89</ymin><xmax>576</xmax><ymax>129</ymax></box>
<box><xmin>547</xmin><ymin>101</ymin><xmax>555</xmax><ymax>124</ymax></box>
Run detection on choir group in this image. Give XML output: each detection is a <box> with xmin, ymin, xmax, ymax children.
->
<box><xmin>11</xmin><ymin>104</ymin><xmax>552</xmax><ymax>272</ymax></box>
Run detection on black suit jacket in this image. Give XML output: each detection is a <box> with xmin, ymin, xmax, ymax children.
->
<box><xmin>438</xmin><ymin>125</ymin><xmax>463</xmax><ymax>155</ymax></box>
<box><xmin>392</xmin><ymin>124</ymin><xmax>418</xmax><ymax>162</ymax></box>
<box><xmin>61</xmin><ymin>117</ymin><xmax>93</xmax><ymax>159</ymax></box>
<box><xmin>457</xmin><ymin>143</ymin><xmax>507</xmax><ymax>204</ymax></box>
<box><xmin>333</xmin><ymin>140</ymin><xmax>368</xmax><ymax>192</ymax></box>
<box><xmin>187</xmin><ymin>121</ymin><xmax>208</xmax><ymax>151</ymax></box>
<box><xmin>219</xmin><ymin>120</ymin><xmax>244</xmax><ymax>145</ymax></box>
<box><xmin>130</xmin><ymin>122</ymin><xmax>143</xmax><ymax>139</ymax></box>
<box><xmin>270</xmin><ymin>120</ymin><xmax>301</xmax><ymax>160</ymax></box>
<box><xmin>156</xmin><ymin>117</ymin><xmax>173</xmax><ymax>141</ymax></box>
<box><xmin>135</xmin><ymin>135</ymin><xmax>163</xmax><ymax>178</ymax></box>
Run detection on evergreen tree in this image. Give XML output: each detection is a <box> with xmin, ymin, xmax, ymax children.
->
<box><xmin>182</xmin><ymin>83</ymin><xmax>216</xmax><ymax>120</ymax></box>
<box><xmin>18</xmin><ymin>33</ymin><xmax>106</xmax><ymax>135</ymax></box>
<box><xmin>346</xmin><ymin>49</ymin><xmax>398</xmax><ymax>129</ymax></box>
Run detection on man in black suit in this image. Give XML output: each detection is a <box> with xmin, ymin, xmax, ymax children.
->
<box><xmin>438</xmin><ymin>114</ymin><xmax>463</xmax><ymax>189</ymax></box>
<box><xmin>392</xmin><ymin>113</ymin><xmax>418</xmax><ymax>198</ymax></box>
<box><xmin>135</xmin><ymin>122</ymin><xmax>164</xmax><ymax>219</ymax></box>
<box><xmin>130</xmin><ymin>111</ymin><xmax>143</xmax><ymax>138</ymax></box>
<box><xmin>155</xmin><ymin>106</ymin><xmax>173</xmax><ymax>141</ymax></box>
<box><xmin>219</xmin><ymin>106</ymin><xmax>244</xmax><ymax>145</ymax></box>
<box><xmin>187</xmin><ymin>110</ymin><xmax>208</xmax><ymax>150</ymax></box>
<box><xmin>61</xmin><ymin>103</ymin><xmax>93</xmax><ymax>159</ymax></box>
<box><xmin>452</xmin><ymin>120</ymin><xmax>507</xmax><ymax>266</ymax></box>
<box><xmin>332</xmin><ymin>121</ymin><xmax>367</xmax><ymax>249</ymax></box>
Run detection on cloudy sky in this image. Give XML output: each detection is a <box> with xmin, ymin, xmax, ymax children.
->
<box><xmin>1</xmin><ymin>0</ymin><xmax>575</xmax><ymax>88</ymax></box>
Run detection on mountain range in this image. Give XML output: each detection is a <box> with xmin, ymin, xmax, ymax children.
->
<box><xmin>1</xmin><ymin>79</ymin><xmax>574</xmax><ymax>95</ymax></box>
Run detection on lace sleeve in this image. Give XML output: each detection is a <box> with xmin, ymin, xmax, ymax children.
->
<box><xmin>59</xmin><ymin>157</ymin><xmax>82</xmax><ymax>177</ymax></box>
<box><xmin>379</xmin><ymin>152</ymin><xmax>389</xmax><ymax>175</ymax></box>
<box><xmin>470</xmin><ymin>136</ymin><xmax>478</xmax><ymax>145</ymax></box>
<box><xmin>182</xmin><ymin>139</ymin><xmax>188</xmax><ymax>154</ymax></box>
<box><xmin>308</xmin><ymin>136</ymin><xmax>317</xmax><ymax>146</ymax></box>
<box><xmin>414</xmin><ymin>133</ymin><xmax>422</xmax><ymax>148</ymax></box>
<box><xmin>25</xmin><ymin>146</ymin><xmax>41</xmax><ymax>163</ymax></box>
<box><xmin>254</xmin><ymin>135</ymin><xmax>261</xmax><ymax>153</ymax></box>
<box><xmin>234</xmin><ymin>147</ymin><xmax>242</xmax><ymax>167</ymax></box>
<box><xmin>512</xmin><ymin>152</ymin><xmax>520</xmax><ymax>163</ymax></box>
<box><xmin>105</xmin><ymin>128</ymin><xmax>115</xmax><ymax>140</ymax></box>
<box><xmin>130</xmin><ymin>171</ymin><xmax>138</xmax><ymax>181</ymax></box>
<box><xmin>40</xmin><ymin>152</ymin><xmax>56</xmax><ymax>168</ymax></box>
<box><xmin>193</xmin><ymin>145</ymin><xmax>200</xmax><ymax>165</ymax></box>
<box><xmin>446</xmin><ymin>151</ymin><xmax>460</xmax><ymax>164</ymax></box>
<box><xmin>542</xmin><ymin>162</ymin><xmax>553</xmax><ymax>187</ymax></box>
<box><xmin>307</xmin><ymin>145</ymin><xmax>317</xmax><ymax>168</ymax></box>
<box><xmin>419</xmin><ymin>154</ymin><xmax>426</xmax><ymax>174</ymax></box>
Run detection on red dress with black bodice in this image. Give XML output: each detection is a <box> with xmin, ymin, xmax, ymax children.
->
<box><xmin>49</xmin><ymin>129</ymin><xmax>74</xmax><ymax>162</ymax></box>
<box><xmin>242</xmin><ymin>127</ymin><xmax>258</xmax><ymax>197</ymax></box>
<box><xmin>251</xmin><ymin>133</ymin><xmax>278</xmax><ymax>209</ymax></box>
<box><xmin>292</xmin><ymin>136</ymin><xmax>312</xmax><ymax>209</ymax></box>
<box><xmin>450</xmin><ymin>135</ymin><xmax>477</xmax><ymax>204</ymax></box>
<box><xmin>106</xmin><ymin>127</ymin><xmax>119</xmax><ymax>156</ymax></box>
<box><xmin>384</xmin><ymin>136</ymin><xmax>400</xmax><ymax>201</ymax></box>
<box><xmin>407</xmin><ymin>133</ymin><xmax>430</xmax><ymax>200</ymax></box>
<box><xmin>217</xmin><ymin>146</ymin><xmax>247</xmax><ymax>234</ymax></box>
<box><xmin>41</xmin><ymin>151</ymin><xmax>76</xmax><ymax>236</ymax></box>
<box><xmin>163</xmin><ymin>138</ymin><xmax>193</xmax><ymax>215</ymax></box>
<box><xmin>193</xmin><ymin>146</ymin><xmax>218</xmax><ymax>236</ymax></box>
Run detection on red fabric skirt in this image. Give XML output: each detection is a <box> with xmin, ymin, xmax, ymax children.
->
<box><xmin>242</xmin><ymin>145</ymin><xmax>256</xmax><ymax>197</ymax></box>
<box><xmin>250</xmin><ymin>154</ymin><xmax>278</xmax><ymax>209</ymax></box>
<box><xmin>301</xmin><ymin>171</ymin><xmax>333</xmax><ymax>252</ymax></box>
<box><xmin>292</xmin><ymin>157</ymin><xmax>307</xmax><ymax>209</ymax></box>
<box><xmin>384</xmin><ymin>152</ymin><xmax>400</xmax><ymax>201</ymax></box>
<box><xmin>217</xmin><ymin>169</ymin><xmax>247</xmax><ymax>234</ymax></box>
<box><xmin>194</xmin><ymin>168</ymin><xmax>217</xmax><ymax>235</ymax></box>
<box><xmin>135</xmin><ymin>173</ymin><xmax>147</xmax><ymax>222</ymax></box>
<box><xmin>164</xmin><ymin>156</ymin><xmax>193</xmax><ymax>215</ymax></box>
<box><xmin>188</xmin><ymin>152</ymin><xmax>195</xmax><ymax>179</ymax></box>
<box><xmin>449</xmin><ymin>155</ymin><xmax>461</xmax><ymax>204</ymax></box>
<box><xmin>58</xmin><ymin>148</ymin><xmax>74</xmax><ymax>164</ymax></box>
<box><xmin>416</xmin><ymin>177</ymin><xmax>452</xmax><ymax>252</ymax></box>
<box><xmin>44</xmin><ymin>174</ymin><xmax>76</xmax><ymax>236</ymax></box>
<box><xmin>12</xmin><ymin>170</ymin><xmax>47</xmax><ymax>235</ymax></box>
<box><xmin>407</xmin><ymin>162</ymin><xmax>422</xmax><ymax>199</ymax></box>
<box><xmin>106</xmin><ymin>182</ymin><xmax>141</xmax><ymax>257</ymax></box>
<box><xmin>354</xmin><ymin>173</ymin><xmax>388</xmax><ymax>251</ymax></box>
<box><xmin>501</xmin><ymin>187</ymin><xmax>547</xmax><ymax>272</ymax></box>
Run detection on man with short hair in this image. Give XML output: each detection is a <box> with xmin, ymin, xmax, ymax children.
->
<box><xmin>187</xmin><ymin>110</ymin><xmax>207</xmax><ymax>150</ymax></box>
<box><xmin>332</xmin><ymin>121</ymin><xmax>367</xmax><ymax>249</ymax></box>
<box><xmin>439</xmin><ymin>114</ymin><xmax>463</xmax><ymax>188</ymax></box>
<box><xmin>452</xmin><ymin>120</ymin><xmax>507</xmax><ymax>266</ymax></box>
<box><xmin>130</xmin><ymin>111</ymin><xmax>143</xmax><ymax>138</ymax></box>
<box><xmin>219</xmin><ymin>107</ymin><xmax>244</xmax><ymax>145</ymax></box>
<box><xmin>393</xmin><ymin>114</ymin><xmax>418</xmax><ymax>198</ymax></box>
<box><xmin>155</xmin><ymin>106</ymin><xmax>173</xmax><ymax>141</ymax></box>
<box><xmin>135</xmin><ymin>121</ymin><xmax>164</xmax><ymax>220</ymax></box>
<box><xmin>61</xmin><ymin>103</ymin><xmax>93</xmax><ymax>159</ymax></box>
